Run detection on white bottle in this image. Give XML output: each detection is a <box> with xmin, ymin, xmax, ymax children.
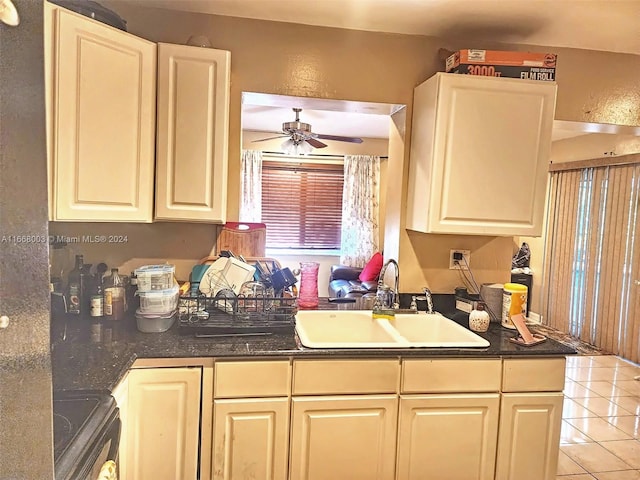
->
<box><xmin>469</xmin><ymin>303</ymin><xmax>491</xmax><ymax>333</ymax></box>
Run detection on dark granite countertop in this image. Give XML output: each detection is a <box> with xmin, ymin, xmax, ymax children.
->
<box><xmin>51</xmin><ymin>296</ymin><xmax>576</xmax><ymax>393</ymax></box>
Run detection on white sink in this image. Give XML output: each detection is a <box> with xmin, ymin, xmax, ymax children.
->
<box><xmin>294</xmin><ymin>311</ymin><xmax>403</xmax><ymax>348</ymax></box>
<box><xmin>295</xmin><ymin>310</ymin><xmax>489</xmax><ymax>348</ymax></box>
<box><xmin>388</xmin><ymin>313</ymin><xmax>490</xmax><ymax>348</ymax></box>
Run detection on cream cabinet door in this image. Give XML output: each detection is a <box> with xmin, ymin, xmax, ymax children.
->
<box><xmin>495</xmin><ymin>393</ymin><xmax>564</xmax><ymax>480</ymax></box>
<box><xmin>407</xmin><ymin>73</ymin><xmax>557</xmax><ymax>236</ymax></box>
<box><xmin>126</xmin><ymin>367</ymin><xmax>202</xmax><ymax>480</ymax></box>
<box><xmin>49</xmin><ymin>7</ymin><xmax>156</xmax><ymax>221</ymax></box>
<box><xmin>111</xmin><ymin>373</ymin><xmax>129</xmax><ymax>480</ymax></box>
<box><xmin>155</xmin><ymin>43</ymin><xmax>230</xmax><ymax>222</ymax></box>
<box><xmin>397</xmin><ymin>394</ymin><xmax>500</xmax><ymax>480</ymax></box>
<box><xmin>289</xmin><ymin>395</ymin><xmax>398</xmax><ymax>480</ymax></box>
<box><xmin>212</xmin><ymin>398</ymin><xmax>289</xmax><ymax>480</ymax></box>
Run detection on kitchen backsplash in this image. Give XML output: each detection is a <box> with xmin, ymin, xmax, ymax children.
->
<box><xmin>49</xmin><ymin>222</ymin><xmax>219</xmax><ymax>282</ymax></box>
<box><xmin>49</xmin><ymin>222</ymin><xmax>516</xmax><ymax>296</ymax></box>
<box><xmin>48</xmin><ymin>222</ymin><xmax>342</xmax><ymax>294</ymax></box>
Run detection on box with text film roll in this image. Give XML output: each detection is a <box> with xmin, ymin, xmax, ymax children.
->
<box><xmin>446</xmin><ymin>49</ymin><xmax>557</xmax><ymax>81</ymax></box>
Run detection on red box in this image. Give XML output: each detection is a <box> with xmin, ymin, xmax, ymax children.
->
<box><xmin>445</xmin><ymin>49</ymin><xmax>556</xmax><ymax>81</ymax></box>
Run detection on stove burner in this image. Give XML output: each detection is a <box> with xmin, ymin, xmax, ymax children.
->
<box><xmin>53</xmin><ymin>413</ymin><xmax>72</xmax><ymax>457</ymax></box>
<box><xmin>53</xmin><ymin>394</ymin><xmax>104</xmax><ymax>460</ymax></box>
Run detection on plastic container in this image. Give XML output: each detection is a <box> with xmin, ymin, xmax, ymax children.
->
<box><xmin>502</xmin><ymin>283</ymin><xmax>528</xmax><ymax>329</ymax></box>
<box><xmin>135</xmin><ymin>309</ymin><xmax>177</xmax><ymax>333</ymax></box>
<box><xmin>135</xmin><ymin>265</ymin><xmax>175</xmax><ymax>292</ymax></box>
<box><xmin>137</xmin><ymin>285</ymin><xmax>179</xmax><ymax>314</ymax></box>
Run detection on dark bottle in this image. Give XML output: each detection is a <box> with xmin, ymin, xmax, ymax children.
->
<box><xmin>90</xmin><ymin>283</ymin><xmax>104</xmax><ymax>318</ymax></box>
<box><xmin>127</xmin><ymin>271</ymin><xmax>139</xmax><ymax>311</ymax></box>
<box><xmin>67</xmin><ymin>255</ymin><xmax>85</xmax><ymax>315</ymax></box>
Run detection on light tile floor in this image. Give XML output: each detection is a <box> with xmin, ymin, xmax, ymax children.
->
<box><xmin>557</xmin><ymin>355</ymin><xmax>640</xmax><ymax>480</ymax></box>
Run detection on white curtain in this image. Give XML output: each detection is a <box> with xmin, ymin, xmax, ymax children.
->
<box><xmin>239</xmin><ymin>150</ymin><xmax>263</xmax><ymax>222</ymax></box>
<box><xmin>340</xmin><ymin>155</ymin><xmax>380</xmax><ymax>266</ymax></box>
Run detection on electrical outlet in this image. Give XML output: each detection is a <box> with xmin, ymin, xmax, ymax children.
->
<box><xmin>449</xmin><ymin>249</ymin><xmax>471</xmax><ymax>270</ymax></box>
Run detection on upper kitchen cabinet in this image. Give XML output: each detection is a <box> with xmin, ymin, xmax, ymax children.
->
<box><xmin>406</xmin><ymin>73</ymin><xmax>557</xmax><ymax>236</ymax></box>
<box><xmin>46</xmin><ymin>3</ymin><xmax>157</xmax><ymax>222</ymax></box>
<box><xmin>155</xmin><ymin>43</ymin><xmax>230</xmax><ymax>223</ymax></box>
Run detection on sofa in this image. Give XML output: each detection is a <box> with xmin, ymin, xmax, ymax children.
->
<box><xmin>328</xmin><ymin>264</ymin><xmax>378</xmax><ymax>298</ymax></box>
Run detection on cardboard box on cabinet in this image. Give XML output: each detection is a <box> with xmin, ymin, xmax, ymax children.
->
<box><xmin>446</xmin><ymin>49</ymin><xmax>557</xmax><ymax>81</ymax></box>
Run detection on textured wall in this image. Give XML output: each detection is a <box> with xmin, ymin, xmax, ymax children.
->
<box><xmin>81</xmin><ymin>4</ymin><xmax>640</xmax><ymax>295</ymax></box>
<box><xmin>0</xmin><ymin>0</ymin><xmax>54</xmax><ymax>478</ymax></box>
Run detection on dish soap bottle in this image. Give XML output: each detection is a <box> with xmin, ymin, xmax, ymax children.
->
<box><xmin>469</xmin><ymin>302</ymin><xmax>491</xmax><ymax>333</ymax></box>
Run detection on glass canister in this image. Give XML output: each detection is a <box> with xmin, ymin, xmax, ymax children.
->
<box><xmin>298</xmin><ymin>262</ymin><xmax>319</xmax><ymax>308</ymax></box>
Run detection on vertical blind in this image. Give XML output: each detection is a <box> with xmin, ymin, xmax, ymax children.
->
<box><xmin>543</xmin><ymin>154</ymin><xmax>640</xmax><ymax>363</ymax></box>
<box><xmin>261</xmin><ymin>160</ymin><xmax>344</xmax><ymax>249</ymax></box>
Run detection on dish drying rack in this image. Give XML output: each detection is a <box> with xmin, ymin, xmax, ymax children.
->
<box><xmin>178</xmin><ymin>292</ymin><xmax>297</xmax><ymax>337</ymax></box>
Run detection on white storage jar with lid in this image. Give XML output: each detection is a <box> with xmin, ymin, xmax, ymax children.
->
<box><xmin>137</xmin><ymin>285</ymin><xmax>179</xmax><ymax>314</ymax></box>
<box><xmin>135</xmin><ymin>264</ymin><xmax>175</xmax><ymax>292</ymax></box>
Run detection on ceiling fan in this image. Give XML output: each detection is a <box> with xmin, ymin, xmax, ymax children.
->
<box><xmin>252</xmin><ymin>108</ymin><xmax>364</xmax><ymax>153</ymax></box>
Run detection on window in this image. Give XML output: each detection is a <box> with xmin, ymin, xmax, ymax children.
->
<box><xmin>543</xmin><ymin>154</ymin><xmax>640</xmax><ymax>364</ymax></box>
<box><xmin>261</xmin><ymin>159</ymin><xmax>344</xmax><ymax>250</ymax></box>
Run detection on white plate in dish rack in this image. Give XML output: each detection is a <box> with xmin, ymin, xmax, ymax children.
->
<box><xmin>199</xmin><ymin>257</ymin><xmax>256</xmax><ymax>296</ymax></box>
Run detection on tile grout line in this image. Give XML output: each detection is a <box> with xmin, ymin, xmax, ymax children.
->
<box><xmin>559</xmin><ymin>355</ymin><xmax>640</xmax><ymax>478</ymax></box>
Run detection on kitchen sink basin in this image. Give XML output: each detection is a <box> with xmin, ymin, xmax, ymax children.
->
<box><xmin>294</xmin><ymin>311</ymin><xmax>403</xmax><ymax>348</ymax></box>
<box><xmin>388</xmin><ymin>313</ymin><xmax>490</xmax><ymax>347</ymax></box>
<box><xmin>295</xmin><ymin>310</ymin><xmax>489</xmax><ymax>349</ymax></box>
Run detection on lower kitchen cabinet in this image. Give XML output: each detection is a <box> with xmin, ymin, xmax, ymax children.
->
<box><xmin>212</xmin><ymin>398</ymin><xmax>289</xmax><ymax>480</ymax></box>
<box><xmin>494</xmin><ymin>393</ymin><xmax>564</xmax><ymax>480</ymax></box>
<box><xmin>111</xmin><ymin>373</ymin><xmax>129</xmax><ymax>480</ymax></box>
<box><xmin>396</xmin><ymin>394</ymin><xmax>500</xmax><ymax>480</ymax></box>
<box><xmin>111</xmin><ymin>356</ymin><xmax>566</xmax><ymax>480</ymax></box>
<box><xmin>289</xmin><ymin>395</ymin><xmax>398</xmax><ymax>480</ymax></box>
<box><xmin>126</xmin><ymin>367</ymin><xmax>202</xmax><ymax>480</ymax></box>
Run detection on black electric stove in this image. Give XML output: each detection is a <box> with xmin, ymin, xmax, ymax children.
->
<box><xmin>53</xmin><ymin>391</ymin><xmax>120</xmax><ymax>480</ymax></box>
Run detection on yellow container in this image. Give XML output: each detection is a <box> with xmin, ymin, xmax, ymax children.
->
<box><xmin>502</xmin><ymin>283</ymin><xmax>528</xmax><ymax>329</ymax></box>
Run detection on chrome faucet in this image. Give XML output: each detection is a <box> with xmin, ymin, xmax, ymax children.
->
<box><xmin>374</xmin><ymin>259</ymin><xmax>400</xmax><ymax>310</ymax></box>
<box><xmin>423</xmin><ymin>287</ymin><xmax>435</xmax><ymax>314</ymax></box>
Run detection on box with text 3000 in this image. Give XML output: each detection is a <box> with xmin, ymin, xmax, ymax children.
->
<box><xmin>446</xmin><ymin>49</ymin><xmax>557</xmax><ymax>81</ymax></box>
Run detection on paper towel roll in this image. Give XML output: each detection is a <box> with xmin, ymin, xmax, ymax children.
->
<box><xmin>480</xmin><ymin>283</ymin><xmax>504</xmax><ymax>322</ymax></box>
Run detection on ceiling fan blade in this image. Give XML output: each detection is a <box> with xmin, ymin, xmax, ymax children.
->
<box><xmin>315</xmin><ymin>133</ymin><xmax>364</xmax><ymax>144</ymax></box>
<box><xmin>251</xmin><ymin>134</ymin><xmax>289</xmax><ymax>143</ymax></box>
<box><xmin>305</xmin><ymin>138</ymin><xmax>327</xmax><ymax>149</ymax></box>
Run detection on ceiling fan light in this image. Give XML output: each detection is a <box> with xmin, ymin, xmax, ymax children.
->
<box><xmin>300</xmin><ymin>141</ymin><xmax>313</xmax><ymax>155</ymax></box>
<box><xmin>281</xmin><ymin>138</ymin><xmax>313</xmax><ymax>156</ymax></box>
<box><xmin>281</xmin><ymin>138</ymin><xmax>295</xmax><ymax>154</ymax></box>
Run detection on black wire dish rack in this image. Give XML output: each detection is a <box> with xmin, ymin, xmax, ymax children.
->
<box><xmin>178</xmin><ymin>290</ymin><xmax>298</xmax><ymax>337</ymax></box>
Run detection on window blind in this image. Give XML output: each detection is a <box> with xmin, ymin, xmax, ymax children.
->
<box><xmin>543</xmin><ymin>154</ymin><xmax>640</xmax><ymax>363</ymax></box>
<box><xmin>261</xmin><ymin>160</ymin><xmax>344</xmax><ymax>249</ymax></box>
